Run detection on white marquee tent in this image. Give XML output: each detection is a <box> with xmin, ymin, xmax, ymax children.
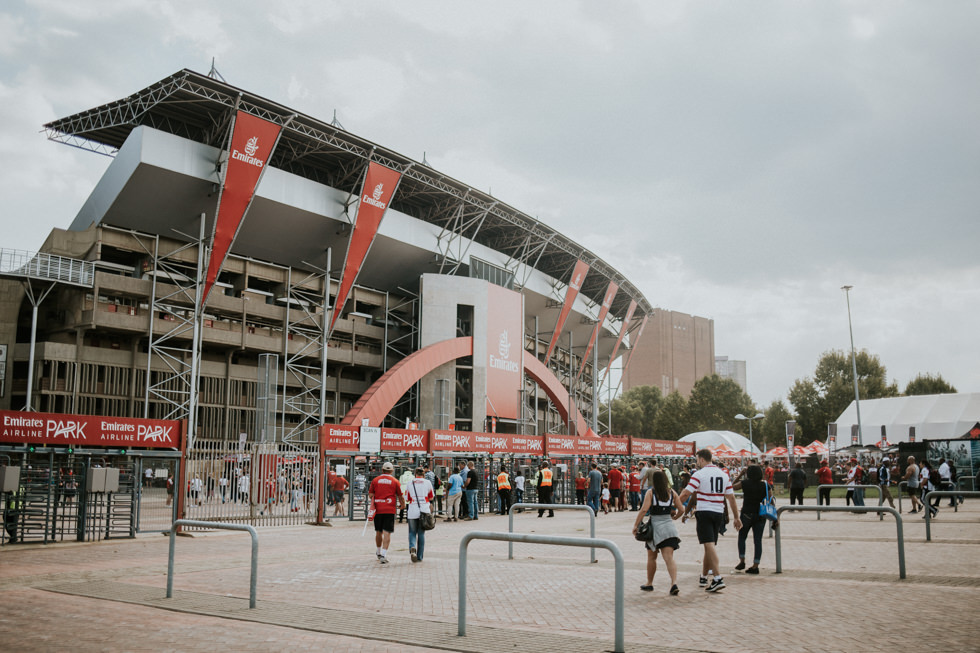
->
<box><xmin>679</xmin><ymin>430</ymin><xmax>762</xmax><ymax>454</ymax></box>
<box><xmin>833</xmin><ymin>393</ymin><xmax>980</xmax><ymax>444</ymax></box>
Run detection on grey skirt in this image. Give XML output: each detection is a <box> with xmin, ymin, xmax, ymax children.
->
<box><xmin>645</xmin><ymin>513</ymin><xmax>680</xmax><ymax>551</ymax></box>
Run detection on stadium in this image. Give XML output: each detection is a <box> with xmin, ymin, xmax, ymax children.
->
<box><xmin>0</xmin><ymin>69</ymin><xmax>693</xmax><ymax>542</ymax></box>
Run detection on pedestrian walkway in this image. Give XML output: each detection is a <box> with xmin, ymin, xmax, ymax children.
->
<box><xmin>2</xmin><ymin>499</ymin><xmax>978</xmax><ymax>652</ymax></box>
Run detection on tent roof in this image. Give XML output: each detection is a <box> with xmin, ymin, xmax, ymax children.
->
<box><xmin>834</xmin><ymin>393</ymin><xmax>980</xmax><ymax>444</ymax></box>
<box><xmin>679</xmin><ymin>430</ymin><xmax>762</xmax><ymax>454</ymax></box>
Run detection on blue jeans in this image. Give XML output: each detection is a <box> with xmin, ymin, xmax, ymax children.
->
<box><xmin>408</xmin><ymin>517</ymin><xmax>425</xmax><ymax>560</ymax></box>
<box><xmin>586</xmin><ymin>490</ymin><xmax>600</xmax><ymax>514</ymax></box>
<box><xmin>466</xmin><ymin>489</ymin><xmax>478</xmax><ymax>519</ymax></box>
<box><xmin>737</xmin><ymin>513</ymin><xmax>766</xmax><ymax>563</ymax></box>
<box><xmin>853</xmin><ymin>488</ymin><xmax>865</xmax><ymax>506</ymax></box>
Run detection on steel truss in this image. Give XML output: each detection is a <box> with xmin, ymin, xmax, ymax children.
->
<box><xmin>385</xmin><ymin>291</ymin><xmax>418</xmax><ymax>427</ymax></box>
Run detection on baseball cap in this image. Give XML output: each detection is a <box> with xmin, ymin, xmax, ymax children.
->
<box><xmin>382</xmin><ymin>462</ymin><xmax>394</xmax><ymax>472</ymax></box>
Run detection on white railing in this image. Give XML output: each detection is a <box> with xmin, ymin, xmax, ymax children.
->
<box><xmin>0</xmin><ymin>249</ymin><xmax>95</xmax><ymax>287</ymax></box>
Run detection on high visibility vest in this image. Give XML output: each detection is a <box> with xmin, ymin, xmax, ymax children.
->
<box><xmin>497</xmin><ymin>472</ymin><xmax>511</xmax><ymax>490</ymax></box>
<box><xmin>540</xmin><ymin>469</ymin><xmax>553</xmax><ymax>487</ymax></box>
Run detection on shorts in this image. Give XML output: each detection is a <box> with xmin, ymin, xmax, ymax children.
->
<box><xmin>695</xmin><ymin>511</ymin><xmax>725</xmax><ymax>545</ymax></box>
<box><xmin>333</xmin><ymin>490</ymin><xmax>345</xmax><ymax>502</ymax></box>
<box><xmin>610</xmin><ymin>489</ymin><xmax>621</xmax><ymax>500</ymax></box>
<box><xmin>647</xmin><ymin>537</ymin><xmax>680</xmax><ymax>552</ymax></box>
<box><xmin>374</xmin><ymin>513</ymin><xmax>396</xmax><ymax>533</ymax></box>
<box><xmin>906</xmin><ymin>485</ymin><xmax>919</xmax><ymax>496</ymax></box>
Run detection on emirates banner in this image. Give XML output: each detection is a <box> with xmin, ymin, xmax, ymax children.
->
<box><xmin>329</xmin><ymin>162</ymin><xmax>403</xmax><ymax>334</ymax></box>
<box><xmin>630</xmin><ymin>438</ymin><xmax>694</xmax><ymax>457</ymax></box>
<box><xmin>786</xmin><ymin>420</ymin><xmax>796</xmax><ymax>452</ymax></box>
<box><xmin>622</xmin><ymin>314</ymin><xmax>649</xmax><ymax>377</ymax></box>
<box><xmin>319</xmin><ymin>424</ymin><xmax>360</xmax><ymax>451</ymax></box>
<box><xmin>545</xmin><ymin>259</ymin><xmax>589</xmax><ymax>363</ymax></box>
<box><xmin>486</xmin><ymin>284</ymin><xmax>524</xmax><ymax>420</ymax></box>
<box><xmin>545</xmin><ymin>434</ymin><xmax>605</xmax><ymax>456</ymax></box>
<box><xmin>601</xmin><ymin>299</ymin><xmax>637</xmax><ymax>386</ymax></box>
<box><xmin>576</xmin><ymin>281</ymin><xmax>618</xmax><ymax>381</ymax></box>
<box><xmin>429</xmin><ymin>430</ymin><xmax>542</xmax><ymax>454</ymax></box>
<box><xmin>0</xmin><ymin>410</ymin><xmax>181</xmax><ymax>449</ymax></box>
<box><xmin>380</xmin><ymin>427</ymin><xmax>428</xmax><ymax>452</ymax></box>
<box><xmin>602</xmin><ymin>437</ymin><xmax>630</xmax><ymax>455</ymax></box>
<box><xmin>202</xmin><ymin>111</ymin><xmax>283</xmax><ymax>307</ymax></box>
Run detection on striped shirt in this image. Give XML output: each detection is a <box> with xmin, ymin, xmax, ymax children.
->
<box><xmin>685</xmin><ymin>465</ymin><xmax>733</xmax><ymax>514</ymax></box>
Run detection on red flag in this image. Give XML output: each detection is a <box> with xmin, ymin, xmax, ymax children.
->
<box><xmin>600</xmin><ymin>299</ymin><xmax>637</xmax><ymax>386</ymax></box>
<box><xmin>576</xmin><ymin>281</ymin><xmax>618</xmax><ymax>381</ymax></box>
<box><xmin>545</xmin><ymin>260</ymin><xmax>589</xmax><ymax>363</ymax></box>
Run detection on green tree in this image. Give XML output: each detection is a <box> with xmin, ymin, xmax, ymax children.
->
<box><xmin>788</xmin><ymin>349</ymin><xmax>899</xmax><ymax>441</ymax></box>
<box><xmin>651</xmin><ymin>390</ymin><xmax>690</xmax><ymax>440</ymax></box>
<box><xmin>755</xmin><ymin>400</ymin><xmax>795</xmax><ymax>451</ymax></box>
<box><xmin>603</xmin><ymin>385</ymin><xmax>662</xmax><ymax>437</ymax></box>
<box><xmin>904</xmin><ymin>373</ymin><xmax>957</xmax><ymax>396</ymax></box>
<box><xmin>686</xmin><ymin>374</ymin><xmax>755</xmax><ymax>432</ymax></box>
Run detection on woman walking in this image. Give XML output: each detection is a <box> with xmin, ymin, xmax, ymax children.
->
<box><xmin>631</xmin><ymin>468</ymin><xmax>683</xmax><ymax>595</ymax></box>
<box><xmin>733</xmin><ymin>464</ymin><xmax>769</xmax><ymax>574</ymax></box>
<box><xmin>405</xmin><ymin>467</ymin><xmax>434</xmax><ymax>562</ymax></box>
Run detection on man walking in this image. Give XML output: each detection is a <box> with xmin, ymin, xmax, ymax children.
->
<box><xmin>464</xmin><ymin>461</ymin><xmax>481</xmax><ymax>520</ymax></box>
<box><xmin>536</xmin><ymin>461</ymin><xmax>555</xmax><ymax>518</ymax></box>
<box><xmin>816</xmin><ymin>460</ymin><xmax>833</xmax><ymax>506</ymax></box>
<box><xmin>586</xmin><ymin>462</ymin><xmax>603</xmax><ymax>515</ymax></box>
<box><xmin>677</xmin><ymin>449</ymin><xmax>740</xmax><ymax>592</ymax></box>
<box><xmin>789</xmin><ymin>462</ymin><xmax>807</xmax><ymax>505</ymax></box>
<box><xmin>445</xmin><ymin>465</ymin><xmax>463</xmax><ymax>521</ymax></box>
<box><xmin>877</xmin><ymin>457</ymin><xmax>896</xmax><ymax>509</ymax></box>
<box><xmin>368</xmin><ymin>462</ymin><xmax>406</xmax><ymax>564</ymax></box>
<box><xmin>496</xmin><ymin>465</ymin><xmax>512</xmax><ymax>515</ymax></box>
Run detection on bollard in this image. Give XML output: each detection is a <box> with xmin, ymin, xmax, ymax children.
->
<box><xmin>167</xmin><ymin>519</ymin><xmax>258</xmax><ymax>608</ymax></box>
<box><xmin>923</xmin><ymin>491</ymin><xmax>980</xmax><ymax>541</ymax></box>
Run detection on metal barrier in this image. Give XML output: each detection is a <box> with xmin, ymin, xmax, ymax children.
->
<box><xmin>459</xmin><ymin>531</ymin><xmax>625</xmax><ymax>653</ymax></box>
<box><xmin>507</xmin><ymin>503</ymin><xmax>597</xmax><ymax>563</ymax></box>
<box><xmin>923</xmin><ymin>491</ymin><xmax>980</xmax><ymax>541</ymax></box>
<box><xmin>167</xmin><ymin>519</ymin><xmax>258</xmax><ymax>608</ymax></box>
<box><xmin>816</xmin><ymin>484</ymin><xmax>884</xmax><ymax>520</ymax></box>
<box><xmin>897</xmin><ymin>481</ymin><xmax>909</xmax><ymax>513</ymax></box>
<box><xmin>774</xmin><ymin>506</ymin><xmax>906</xmax><ymax>579</ymax></box>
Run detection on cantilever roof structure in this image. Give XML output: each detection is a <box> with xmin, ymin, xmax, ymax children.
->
<box><xmin>43</xmin><ymin>68</ymin><xmax>651</xmax><ymax>323</ymax></box>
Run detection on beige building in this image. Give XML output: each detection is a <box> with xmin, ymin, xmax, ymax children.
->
<box><xmin>622</xmin><ymin>310</ymin><xmax>715</xmax><ymax>398</ymax></box>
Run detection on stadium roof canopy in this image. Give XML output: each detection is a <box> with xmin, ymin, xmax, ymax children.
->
<box><xmin>43</xmin><ymin>68</ymin><xmax>650</xmax><ymax>322</ymax></box>
<box><xmin>834</xmin><ymin>393</ymin><xmax>980</xmax><ymax>443</ymax></box>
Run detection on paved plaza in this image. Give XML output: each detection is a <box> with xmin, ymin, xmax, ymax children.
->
<box><xmin>1</xmin><ymin>498</ymin><xmax>978</xmax><ymax>652</ymax></box>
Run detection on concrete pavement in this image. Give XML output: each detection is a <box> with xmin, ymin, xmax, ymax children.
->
<box><xmin>1</xmin><ymin>498</ymin><xmax>978</xmax><ymax>652</ymax></box>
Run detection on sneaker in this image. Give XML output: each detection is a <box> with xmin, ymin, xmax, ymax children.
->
<box><xmin>705</xmin><ymin>578</ymin><xmax>725</xmax><ymax>592</ymax></box>
<box><xmin>734</xmin><ymin>561</ymin><xmax>746</xmax><ymax>571</ymax></box>
<box><xmin>640</xmin><ymin>585</ymin><xmax>653</xmax><ymax>592</ymax></box>
<box><xmin>410</xmin><ymin>547</ymin><xmax>418</xmax><ymax>562</ymax></box>
<box><xmin>379</xmin><ymin>556</ymin><xmax>389</xmax><ymax>564</ymax></box>
<box><xmin>698</xmin><ymin>576</ymin><xmax>708</xmax><ymax>587</ymax></box>
<box><xmin>745</xmin><ymin>567</ymin><xmax>759</xmax><ymax>575</ymax></box>
<box><xmin>669</xmin><ymin>584</ymin><xmax>680</xmax><ymax>596</ymax></box>
<box><xmin>376</xmin><ymin>553</ymin><xmax>382</xmax><ymax>560</ymax></box>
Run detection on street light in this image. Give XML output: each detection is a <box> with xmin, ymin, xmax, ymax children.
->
<box><xmin>735</xmin><ymin>412</ymin><xmax>765</xmax><ymax>456</ymax></box>
<box><xmin>841</xmin><ymin>285</ymin><xmax>863</xmax><ymax>446</ymax></box>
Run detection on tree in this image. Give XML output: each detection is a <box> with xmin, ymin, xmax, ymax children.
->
<box><xmin>788</xmin><ymin>349</ymin><xmax>899</xmax><ymax>441</ymax></box>
<box><xmin>755</xmin><ymin>400</ymin><xmax>795</xmax><ymax>451</ymax></box>
<box><xmin>651</xmin><ymin>391</ymin><xmax>690</xmax><ymax>440</ymax></box>
<box><xmin>686</xmin><ymin>374</ymin><xmax>755</xmax><ymax>432</ymax></box>
<box><xmin>904</xmin><ymin>373</ymin><xmax>957</xmax><ymax>396</ymax></box>
<box><xmin>604</xmin><ymin>385</ymin><xmax>662</xmax><ymax>437</ymax></box>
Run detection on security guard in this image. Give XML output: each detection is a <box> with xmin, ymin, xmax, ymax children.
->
<box><xmin>536</xmin><ymin>461</ymin><xmax>555</xmax><ymax>517</ymax></box>
<box><xmin>496</xmin><ymin>466</ymin><xmax>512</xmax><ymax>515</ymax></box>
<box><xmin>4</xmin><ymin>489</ymin><xmax>23</xmax><ymax>543</ymax></box>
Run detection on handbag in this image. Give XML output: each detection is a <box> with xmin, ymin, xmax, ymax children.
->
<box><xmin>759</xmin><ymin>481</ymin><xmax>778</xmax><ymax>522</ymax></box>
<box><xmin>635</xmin><ymin>516</ymin><xmax>654</xmax><ymax>542</ymax></box>
<box><xmin>413</xmin><ymin>483</ymin><xmax>436</xmax><ymax>531</ymax></box>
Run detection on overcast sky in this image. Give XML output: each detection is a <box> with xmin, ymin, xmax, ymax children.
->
<box><xmin>2</xmin><ymin>1</ymin><xmax>978</xmax><ymax>409</ymax></box>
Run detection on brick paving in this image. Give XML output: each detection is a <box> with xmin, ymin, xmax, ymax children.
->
<box><xmin>1</xmin><ymin>498</ymin><xmax>978</xmax><ymax>652</ymax></box>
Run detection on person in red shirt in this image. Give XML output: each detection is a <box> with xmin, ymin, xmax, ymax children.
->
<box><xmin>764</xmin><ymin>462</ymin><xmax>775</xmax><ymax>487</ymax></box>
<box><xmin>816</xmin><ymin>460</ymin><xmax>834</xmax><ymax>506</ymax></box>
<box><xmin>368</xmin><ymin>462</ymin><xmax>406</xmax><ymax>564</ymax></box>
<box><xmin>608</xmin><ymin>466</ymin><xmax>624</xmax><ymax>512</ymax></box>
<box><xmin>628</xmin><ymin>466</ymin><xmax>642</xmax><ymax>511</ymax></box>
<box><xmin>575</xmin><ymin>472</ymin><xmax>588</xmax><ymax>505</ymax></box>
<box><xmin>331</xmin><ymin>473</ymin><xmax>349</xmax><ymax>516</ymax></box>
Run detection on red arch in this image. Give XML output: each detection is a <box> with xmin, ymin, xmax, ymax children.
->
<box><xmin>341</xmin><ymin>336</ymin><xmax>592</xmax><ymax>436</ymax></box>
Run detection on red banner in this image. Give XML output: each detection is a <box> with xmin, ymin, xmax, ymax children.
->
<box><xmin>545</xmin><ymin>259</ymin><xmax>589</xmax><ymax>363</ymax></box>
<box><xmin>485</xmin><ymin>284</ymin><xmax>523</xmax><ymax>420</ymax></box>
<box><xmin>630</xmin><ymin>438</ymin><xmax>695</xmax><ymax>457</ymax></box>
<box><xmin>319</xmin><ymin>423</ymin><xmax>360</xmax><ymax>451</ymax></box>
<box><xmin>329</xmin><ymin>162</ymin><xmax>402</xmax><ymax>334</ymax></box>
<box><xmin>0</xmin><ymin>410</ymin><xmax>181</xmax><ymax>449</ymax></box>
<box><xmin>602</xmin><ymin>437</ymin><xmax>630</xmax><ymax>455</ymax></box>
<box><xmin>429</xmin><ymin>430</ymin><xmax>541</xmax><ymax>454</ymax></box>
<box><xmin>545</xmin><ymin>434</ymin><xmax>607</xmax><ymax>456</ymax></box>
<box><xmin>380</xmin><ymin>428</ymin><xmax>428</xmax><ymax>452</ymax></box>
<box><xmin>509</xmin><ymin>434</ymin><xmax>545</xmax><ymax>455</ymax></box>
<box><xmin>202</xmin><ymin>111</ymin><xmax>283</xmax><ymax>307</ymax></box>
<box><xmin>576</xmin><ymin>281</ymin><xmax>618</xmax><ymax>381</ymax></box>
<box><xmin>601</xmin><ymin>299</ymin><xmax>637</xmax><ymax>386</ymax></box>
<box><xmin>622</xmin><ymin>314</ymin><xmax>649</xmax><ymax>377</ymax></box>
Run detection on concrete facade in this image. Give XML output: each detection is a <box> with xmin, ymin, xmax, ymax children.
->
<box><xmin>622</xmin><ymin>310</ymin><xmax>715</xmax><ymax>398</ymax></box>
<box><xmin>715</xmin><ymin>355</ymin><xmax>747</xmax><ymax>393</ymax></box>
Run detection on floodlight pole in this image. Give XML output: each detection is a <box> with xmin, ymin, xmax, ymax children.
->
<box><xmin>841</xmin><ymin>286</ymin><xmax>863</xmax><ymax>446</ymax></box>
<box><xmin>735</xmin><ymin>412</ymin><xmax>765</xmax><ymax>455</ymax></box>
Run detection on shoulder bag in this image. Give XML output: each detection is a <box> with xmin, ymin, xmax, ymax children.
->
<box><xmin>413</xmin><ymin>482</ymin><xmax>436</xmax><ymax>530</ymax></box>
<box><xmin>635</xmin><ymin>516</ymin><xmax>654</xmax><ymax>542</ymax></box>
<box><xmin>759</xmin><ymin>481</ymin><xmax>778</xmax><ymax>521</ymax></box>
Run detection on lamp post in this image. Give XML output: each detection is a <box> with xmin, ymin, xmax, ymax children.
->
<box><xmin>841</xmin><ymin>285</ymin><xmax>863</xmax><ymax>446</ymax></box>
<box><xmin>735</xmin><ymin>412</ymin><xmax>765</xmax><ymax>457</ymax></box>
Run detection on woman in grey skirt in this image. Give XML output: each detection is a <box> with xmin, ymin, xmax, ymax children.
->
<box><xmin>631</xmin><ymin>468</ymin><xmax>684</xmax><ymax>595</ymax></box>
